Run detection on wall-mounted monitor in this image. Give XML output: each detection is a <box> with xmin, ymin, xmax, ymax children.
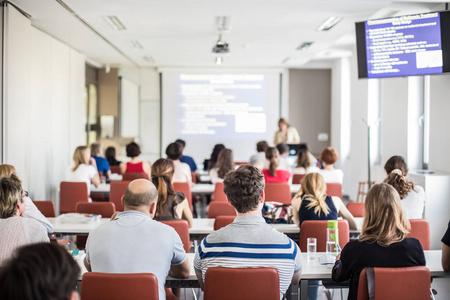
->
<box><xmin>356</xmin><ymin>11</ymin><xmax>450</xmax><ymax>78</ymax></box>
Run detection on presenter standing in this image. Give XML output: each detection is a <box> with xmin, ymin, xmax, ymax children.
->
<box><xmin>273</xmin><ymin>118</ymin><xmax>300</xmax><ymax>145</ymax></box>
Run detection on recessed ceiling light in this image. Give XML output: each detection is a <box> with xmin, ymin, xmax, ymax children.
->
<box><xmin>317</xmin><ymin>16</ymin><xmax>342</xmax><ymax>31</ymax></box>
<box><xmin>296</xmin><ymin>42</ymin><xmax>313</xmax><ymax>51</ymax></box>
<box><xmin>130</xmin><ymin>40</ymin><xmax>144</xmax><ymax>50</ymax></box>
<box><xmin>103</xmin><ymin>16</ymin><xmax>126</xmax><ymax>30</ymax></box>
<box><xmin>143</xmin><ymin>56</ymin><xmax>155</xmax><ymax>63</ymax></box>
<box><xmin>282</xmin><ymin>57</ymin><xmax>291</xmax><ymax>64</ymax></box>
<box><xmin>215</xmin><ymin>56</ymin><xmax>223</xmax><ymax>65</ymax></box>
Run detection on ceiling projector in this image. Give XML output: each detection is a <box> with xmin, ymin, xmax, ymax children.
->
<box><xmin>212</xmin><ymin>36</ymin><xmax>230</xmax><ymax>55</ymax></box>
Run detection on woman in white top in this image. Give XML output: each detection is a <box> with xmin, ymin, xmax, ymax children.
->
<box><xmin>65</xmin><ymin>146</ymin><xmax>100</xmax><ymax>194</ymax></box>
<box><xmin>384</xmin><ymin>155</ymin><xmax>426</xmax><ymax>219</ymax></box>
<box><xmin>273</xmin><ymin>118</ymin><xmax>301</xmax><ymax>145</ymax></box>
<box><xmin>292</xmin><ymin>143</ymin><xmax>319</xmax><ymax>175</ymax></box>
<box><xmin>317</xmin><ymin>146</ymin><xmax>344</xmax><ymax>184</ymax></box>
<box><xmin>209</xmin><ymin>148</ymin><xmax>235</xmax><ymax>184</ymax></box>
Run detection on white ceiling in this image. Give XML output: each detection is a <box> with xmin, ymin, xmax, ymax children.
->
<box><xmin>13</xmin><ymin>0</ymin><xmax>446</xmax><ymax>68</ymax></box>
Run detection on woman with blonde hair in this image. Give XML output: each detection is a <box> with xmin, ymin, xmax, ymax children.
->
<box><xmin>384</xmin><ymin>155</ymin><xmax>425</xmax><ymax>219</ymax></box>
<box><xmin>262</xmin><ymin>147</ymin><xmax>291</xmax><ymax>183</ymax></box>
<box><xmin>209</xmin><ymin>148</ymin><xmax>234</xmax><ymax>184</ymax></box>
<box><xmin>151</xmin><ymin>158</ymin><xmax>193</xmax><ymax>228</ymax></box>
<box><xmin>273</xmin><ymin>117</ymin><xmax>300</xmax><ymax>145</ymax></box>
<box><xmin>65</xmin><ymin>146</ymin><xmax>100</xmax><ymax>194</ymax></box>
<box><xmin>332</xmin><ymin>183</ymin><xmax>425</xmax><ymax>300</ymax></box>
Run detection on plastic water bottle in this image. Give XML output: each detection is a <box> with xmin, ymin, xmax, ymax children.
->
<box><xmin>326</xmin><ymin>220</ymin><xmax>339</xmax><ymax>256</ymax></box>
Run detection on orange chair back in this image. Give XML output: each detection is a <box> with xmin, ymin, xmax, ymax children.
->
<box><xmin>122</xmin><ymin>172</ymin><xmax>148</xmax><ymax>181</ymax></box>
<box><xmin>214</xmin><ymin>215</ymin><xmax>236</xmax><ymax>230</ymax></box>
<box><xmin>407</xmin><ymin>219</ymin><xmax>430</xmax><ymax>250</ymax></box>
<box><xmin>191</xmin><ymin>172</ymin><xmax>197</xmax><ymax>184</ymax></box>
<box><xmin>234</xmin><ymin>161</ymin><xmax>249</xmax><ymax>166</ymax></box>
<box><xmin>326</xmin><ymin>183</ymin><xmax>343</xmax><ymax>199</ymax></box>
<box><xmin>173</xmin><ymin>182</ymin><xmax>192</xmax><ymax>211</ymax></box>
<box><xmin>33</xmin><ymin>201</ymin><xmax>56</xmax><ymax>217</ymax></box>
<box><xmin>292</xmin><ymin>174</ymin><xmax>306</xmax><ymax>184</ymax></box>
<box><xmin>208</xmin><ymin>202</ymin><xmax>237</xmax><ymax>218</ymax></box>
<box><xmin>299</xmin><ymin>220</ymin><xmax>350</xmax><ymax>252</ymax></box>
<box><xmin>59</xmin><ymin>181</ymin><xmax>89</xmax><ymax>214</ymax></box>
<box><xmin>110</xmin><ymin>181</ymin><xmax>130</xmax><ymax>212</ymax></box>
<box><xmin>160</xmin><ymin>219</ymin><xmax>192</xmax><ymax>253</ymax></box>
<box><xmin>81</xmin><ymin>272</ymin><xmax>159</xmax><ymax>300</ymax></box>
<box><xmin>204</xmin><ymin>267</ymin><xmax>279</xmax><ymax>300</ymax></box>
<box><xmin>357</xmin><ymin>266</ymin><xmax>431</xmax><ymax>300</ymax></box>
<box><xmin>213</xmin><ymin>182</ymin><xmax>228</xmax><ymax>202</ymax></box>
<box><xmin>110</xmin><ymin>165</ymin><xmax>121</xmax><ymax>174</ymax></box>
<box><xmin>346</xmin><ymin>202</ymin><xmax>365</xmax><ymax>217</ymax></box>
<box><xmin>264</xmin><ymin>182</ymin><xmax>292</xmax><ymax>205</ymax></box>
<box><xmin>76</xmin><ymin>202</ymin><xmax>116</xmax><ymax>217</ymax></box>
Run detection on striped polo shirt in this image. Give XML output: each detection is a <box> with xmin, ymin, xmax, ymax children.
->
<box><xmin>194</xmin><ymin>215</ymin><xmax>302</xmax><ymax>298</ymax></box>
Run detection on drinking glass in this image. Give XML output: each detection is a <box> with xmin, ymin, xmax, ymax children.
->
<box><xmin>307</xmin><ymin>237</ymin><xmax>317</xmax><ymax>260</ymax></box>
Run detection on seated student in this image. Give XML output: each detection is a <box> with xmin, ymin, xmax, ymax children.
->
<box><xmin>105</xmin><ymin>146</ymin><xmax>121</xmax><ymax>166</ymax></box>
<box><xmin>176</xmin><ymin>139</ymin><xmax>198</xmax><ymax>173</ymax></box>
<box><xmin>66</xmin><ymin>145</ymin><xmax>100</xmax><ymax>194</ymax></box>
<box><xmin>249</xmin><ymin>141</ymin><xmax>269</xmax><ymax>170</ymax></box>
<box><xmin>194</xmin><ymin>165</ymin><xmax>302</xmax><ymax>298</ymax></box>
<box><xmin>384</xmin><ymin>155</ymin><xmax>425</xmax><ymax>219</ymax></box>
<box><xmin>0</xmin><ymin>175</ymin><xmax>49</xmax><ymax>266</ymax></box>
<box><xmin>152</xmin><ymin>158</ymin><xmax>193</xmax><ymax>228</ymax></box>
<box><xmin>276</xmin><ymin>143</ymin><xmax>291</xmax><ymax>171</ymax></box>
<box><xmin>166</xmin><ymin>142</ymin><xmax>192</xmax><ymax>185</ymax></box>
<box><xmin>332</xmin><ymin>183</ymin><xmax>426</xmax><ymax>300</ymax></box>
<box><xmin>262</xmin><ymin>147</ymin><xmax>291</xmax><ymax>183</ymax></box>
<box><xmin>0</xmin><ymin>243</ymin><xmax>80</xmax><ymax>300</ymax></box>
<box><xmin>317</xmin><ymin>147</ymin><xmax>343</xmax><ymax>184</ymax></box>
<box><xmin>442</xmin><ymin>221</ymin><xmax>450</xmax><ymax>272</ymax></box>
<box><xmin>205</xmin><ymin>144</ymin><xmax>225</xmax><ymax>171</ymax></box>
<box><xmin>84</xmin><ymin>179</ymin><xmax>190</xmax><ymax>300</ymax></box>
<box><xmin>292</xmin><ymin>143</ymin><xmax>319</xmax><ymax>174</ymax></box>
<box><xmin>91</xmin><ymin>143</ymin><xmax>111</xmax><ymax>179</ymax></box>
<box><xmin>208</xmin><ymin>148</ymin><xmax>234</xmax><ymax>184</ymax></box>
<box><xmin>120</xmin><ymin>142</ymin><xmax>151</xmax><ymax>178</ymax></box>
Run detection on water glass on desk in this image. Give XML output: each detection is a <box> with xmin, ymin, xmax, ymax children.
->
<box><xmin>307</xmin><ymin>237</ymin><xmax>317</xmax><ymax>260</ymax></box>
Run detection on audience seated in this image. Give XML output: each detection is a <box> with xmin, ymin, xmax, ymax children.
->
<box><xmin>0</xmin><ymin>243</ymin><xmax>80</xmax><ymax>300</ymax></box>
<box><xmin>90</xmin><ymin>143</ymin><xmax>111</xmax><ymax>179</ymax></box>
<box><xmin>194</xmin><ymin>165</ymin><xmax>302</xmax><ymax>298</ymax></box>
<box><xmin>176</xmin><ymin>139</ymin><xmax>198</xmax><ymax>173</ymax></box>
<box><xmin>262</xmin><ymin>147</ymin><xmax>291</xmax><ymax>183</ymax></box>
<box><xmin>209</xmin><ymin>148</ymin><xmax>234</xmax><ymax>184</ymax></box>
<box><xmin>292</xmin><ymin>143</ymin><xmax>319</xmax><ymax>175</ymax></box>
<box><xmin>249</xmin><ymin>141</ymin><xmax>269</xmax><ymax>170</ymax></box>
<box><xmin>66</xmin><ymin>145</ymin><xmax>100</xmax><ymax>194</ymax></box>
<box><xmin>317</xmin><ymin>147</ymin><xmax>343</xmax><ymax>184</ymax></box>
<box><xmin>384</xmin><ymin>155</ymin><xmax>425</xmax><ymax>219</ymax></box>
<box><xmin>0</xmin><ymin>175</ymin><xmax>49</xmax><ymax>266</ymax></box>
<box><xmin>105</xmin><ymin>146</ymin><xmax>121</xmax><ymax>166</ymax></box>
<box><xmin>152</xmin><ymin>158</ymin><xmax>193</xmax><ymax>228</ymax></box>
<box><xmin>205</xmin><ymin>144</ymin><xmax>225</xmax><ymax>171</ymax></box>
<box><xmin>0</xmin><ymin>164</ymin><xmax>53</xmax><ymax>233</ymax></box>
<box><xmin>332</xmin><ymin>183</ymin><xmax>426</xmax><ymax>300</ymax></box>
<box><xmin>166</xmin><ymin>142</ymin><xmax>192</xmax><ymax>185</ymax></box>
<box><xmin>442</xmin><ymin>221</ymin><xmax>450</xmax><ymax>272</ymax></box>
<box><xmin>276</xmin><ymin>143</ymin><xmax>291</xmax><ymax>171</ymax></box>
<box><xmin>120</xmin><ymin>142</ymin><xmax>151</xmax><ymax>178</ymax></box>
<box><xmin>84</xmin><ymin>179</ymin><xmax>190</xmax><ymax>299</ymax></box>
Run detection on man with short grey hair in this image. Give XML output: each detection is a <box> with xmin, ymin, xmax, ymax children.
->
<box><xmin>85</xmin><ymin>179</ymin><xmax>189</xmax><ymax>299</ymax></box>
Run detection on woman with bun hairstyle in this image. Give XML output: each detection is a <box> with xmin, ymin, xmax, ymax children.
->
<box><xmin>384</xmin><ymin>155</ymin><xmax>425</xmax><ymax>219</ymax></box>
<box><xmin>262</xmin><ymin>147</ymin><xmax>291</xmax><ymax>183</ymax></box>
<box><xmin>151</xmin><ymin>158</ymin><xmax>193</xmax><ymax>228</ymax></box>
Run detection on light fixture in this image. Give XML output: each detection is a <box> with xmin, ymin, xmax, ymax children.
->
<box><xmin>143</xmin><ymin>56</ymin><xmax>155</xmax><ymax>63</ymax></box>
<box><xmin>130</xmin><ymin>40</ymin><xmax>144</xmax><ymax>50</ymax></box>
<box><xmin>282</xmin><ymin>57</ymin><xmax>291</xmax><ymax>64</ymax></box>
<box><xmin>296</xmin><ymin>42</ymin><xmax>313</xmax><ymax>51</ymax></box>
<box><xmin>317</xmin><ymin>16</ymin><xmax>342</xmax><ymax>31</ymax></box>
<box><xmin>215</xmin><ymin>56</ymin><xmax>223</xmax><ymax>65</ymax></box>
<box><xmin>216</xmin><ymin>16</ymin><xmax>231</xmax><ymax>33</ymax></box>
<box><xmin>103</xmin><ymin>16</ymin><xmax>126</xmax><ymax>30</ymax></box>
<box><xmin>212</xmin><ymin>35</ymin><xmax>230</xmax><ymax>55</ymax></box>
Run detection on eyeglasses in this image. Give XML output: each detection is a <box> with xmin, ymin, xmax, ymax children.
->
<box><xmin>22</xmin><ymin>191</ymin><xmax>29</xmax><ymax>198</ymax></box>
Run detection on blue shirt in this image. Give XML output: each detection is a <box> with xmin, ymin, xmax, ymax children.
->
<box><xmin>180</xmin><ymin>155</ymin><xmax>197</xmax><ymax>172</ymax></box>
<box><xmin>92</xmin><ymin>155</ymin><xmax>110</xmax><ymax>174</ymax></box>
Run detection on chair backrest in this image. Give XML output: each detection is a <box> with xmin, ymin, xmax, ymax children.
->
<box><xmin>109</xmin><ymin>181</ymin><xmax>130</xmax><ymax>212</ymax></box>
<box><xmin>292</xmin><ymin>174</ymin><xmax>306</xmax><ymax>184</ymax></box>
<box><xmin>208</xmin><ymin>202</ymin><xmax>237</xmax><ymax>218</ymax></box>
<box><xmin>214</xmin><ymin>215</ymin><xmax>236</xmax><ymax>230</ymax></box>
<box><xmin>173</xmin><ymin>181</ymin><xmax>192</xmax><ymax>211</ymax></box>
<box><xmin>59</xmin><ymin>181</ymin><xmax>89</xmax><ymax>214</ymax></box>
<box><xmin>407</xmin><ymin>219</ymin><xmax>430</xmax><ymax>250</ymax></box>
<box><xmin>160</xmin><ymin>219</ymin><xmax>191</xmax><ymax>253</ymax></box>
<box><xmin>110</xmin><ymin>165</ymin><xmax>121</xmax><ymax>174</ymax></box>
<box><xmin>204</xmin><ymin>267</ymin><xmax>279</xmax><ymax>300</ymax></box>
<box><xmin>326</xmin><ymin>183</ymin><xmax>343</xmax><ymax>199</ymax></box>
<box><xmin>299</xmin><ymin>219</ymin><xmax>350</xmax><ymax>252</ymax></box>
<box><xmin>234</xmin><ymin>161</ymin><xmax>249</xmax><ymax>166</ymax></box>
<box><xmin>191</xmin><ymin>172</ymin><xmax>197</xmax><ymax>184</ymax></box>
<box><xmin>264</xmin><ymin>182</ymin><xmax>292</xmax><ymax>205</ymax></box>
<box><xmin>76</xmin><ymin>202</ymin><xmax>116</xmax><ymax>218</ymax></box>
<box><xmin>213</xmin><ymin>182</ymin><xmax>228</xmax><ymax>202</ymax></box>
<box><xmin>81</xmin><ymin>272</ymin><xmax>159</xmax><ymax>300</ymax></box>
<box><xmin>122</xmin><ymin>172</ymin><xmax>148</xmax><ymax>181</ymax></box>
<box><xmin>346</xmin><ymin>202</ymin><xmax>365</xmax><ymax>218</ymax></box>
<box><xmin>357</xmin><ymin>266</ymin><xmax>431</xmax><ymax>300</ymax></box>
<box><xmin>32</xmin><ymin>201</ymin><xmax>56</xmax><ymax>217</ymax></box>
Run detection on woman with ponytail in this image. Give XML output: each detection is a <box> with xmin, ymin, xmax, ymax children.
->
<box><xmin>151</xmin><ymin>158</ymin><xmax>193</xmax><ymax>228</ymax></box>
<box><xmin>384</xmin><ymin>155</ymin><xmax>425</xmax><ymax>219</ymax></box>
<box><xmin>262</xmin><ymin>147</ymin><xmax>291</xmax><ymax>182</ymax></box>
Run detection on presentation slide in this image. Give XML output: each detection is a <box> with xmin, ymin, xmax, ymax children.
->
<box><xmin>365</xmin><ymin>12</ymin><xmax>443</xmax><ymax>78</ymax></box>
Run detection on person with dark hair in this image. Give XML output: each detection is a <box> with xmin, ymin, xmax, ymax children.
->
<box><xmin>176</xmin><ymin>139</ymin><xmax>198</xmax><ymax>173</ymax></box>
<box><xmin>383</xmin><ymin>155</ymin><xmax>425</xmax><ymax>219</ymax></box>
<box><xmin>249</xmin><ymin>141</ymin><xmax>269</xmax><ymax>170</ymax></box>
<box><xmin>85</xmin><ymin>179</ymin><xmax>190</xmax><ymax>300</ymax></box>
<box><xmin>209</xmin><ymin>148</ymin><xmax>234</xmax><ymax>184</ymax></box>
<box><xmin>90</xmin><ymin>143</ymin><xmax>111</xmax><ymax>178</ymax></box>
<box><xmin>317</xmin><ymin>146</ymin><xmax>343</xmax><ymax>184</ymax></box>
<box><xmin>276</xmin><ymin>143</ymin><xmax>291</xmax><ymax>170</ymax></box>
<box><xmin>0</xmin><ymin>243</ymin><xmax>80</xmax><ymax>300</ymax></box>
<box><xmin>262</xmin><ymin>147</ymin><xmax>291</xmax><ymax>182</ymax></box>
<box><xmin>105</xmin><ymin>146</ymin><xmax>121</xmax><ymax>166</ymax></box>
<box><xmin>205</xmin><ymin>144</ymin><xmax>225</xmax><ymax>171</ymax></box>
<box><xmin>120</xmin><ymin>142</ymin><xmax>151</xmax><ymax>178</ymax></box>
<box><xmin>166</xmin><ymin>142</ymin><xmax>192</xmax><ymax>185</ymax></box>
<box><xmin>194</xmin><ymin>165</ymin><xmax>302</xmax><ymax>298</ymax></box>
<box><xmin>293</xmin><ymin>143</ymin><xmax>319</xmax><ymax>175</ymax></box>
<box><xmin>274</xmin><ymin>117</ymin><xmax>300</xmax><ymax>145</ymax></box>
<box><xmin>152</xmin><ymin>158</ymin><xmax>193</xmax><ymax>228</ymax></box>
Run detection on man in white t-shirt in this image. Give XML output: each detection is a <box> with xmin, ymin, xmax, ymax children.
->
<box><xmin>166</xmin><ymin>142</ymin><xmax>192</xmax><ymax>186</ymax></box>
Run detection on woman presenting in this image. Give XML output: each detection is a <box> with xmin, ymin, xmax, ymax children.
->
<box><xmin>273</xmin><ymin>118</ymin><xmax>300</xmax><ymax>145</ymax></box>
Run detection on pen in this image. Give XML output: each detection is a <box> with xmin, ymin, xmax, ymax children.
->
<box><xmin>337</xmin><ymin>244</ymin><xmax>342</xmax><ymax>253</ymax></box>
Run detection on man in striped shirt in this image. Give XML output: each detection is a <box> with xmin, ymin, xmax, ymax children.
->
<box><xmin>194</xmin><ymin>165</ymin><xmax>302</xmax><ymax>298</ymax></box>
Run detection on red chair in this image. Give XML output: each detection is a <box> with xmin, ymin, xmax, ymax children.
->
<box><xmin>160</xmin><ymin>219</ymin><xmax>192</xmax><ymax>253</ymax></box>
<box><xmin>292</xmin><ymin>174</ymin><xmax>306</xmax><ymax>184</ymax></box>
<box><xmin>110</xmin><ymin>181</ymin><xmax>130</xmax><ymax>211</ymax></box>
<box><xmin>213</xmin><ymin>182</ymin><xmax>228</xmax><ymax>202</ymax></box>
<box><xmin>234</xmin><ymin>161</ymin><xmax>249</xmax><ymax>166</ymax></box>
<box><xmin>81</xmin><ymin>273</ymin><xmax>159</xmax><ymax>300</ymax></box>
<box><xmin>173</xmin><ymin>182</ymin><xmax>192</xmax><ymax>211</ymax></box>
<box><xmin>122</xmin><ymin>172</ymin><xmax>148</xmax><ymax>181</ymax></box>
<box><xmin>346</xmin><ymin>202</ymin><xmax>365</xmax><ymax>217</ymax></box>
<box><xmin>326</xmin><ymin>183</ymin><xmax>343</xmax><ymax>199</ymax></box>
<box><xmin>110</xmin><ymin>165</ymin><xmax>121</xmax><ymax>174</ymax></box>
<box><xmin>264</xmin><ymin>182</ymin><xmax>292</xmax><ymax>205</ymax></box>
<box><xmin>208</xmin><ymin>202</ymin><xmax>237</xmax><ymax>218</ymax></box>
<box><xmin>407</xmin><ymin>219</ymin><xmax>430</xmax><ymax>250</ymax></box>
<box><xmin>214</xmin><ymin>215</ymin><xmax>236</xmax><ymax>230</ymax></box>
<box><xmin>59</xmin><ymin>182</ymin><xmax>89</xmax><ymax>214</ymax></box>
<box><xmin>357</xmin><ymin>266</ymin><xmax>431</xmax><ymax>300</ymax></box>
<box><xmin>299</xmin><ymin>220</ymin><xmax>350</xmax><ymax>252</ymax></box>
<box><xmin>33</xmin><ymin>201</ymin><xmax>56</xmax><ymax>217</ymax></box>
<box><xmin>204</xmin><ymin>267</ymin><xmax>279</xmax><ymax>300</ymax></box>
<box><xmin>191</xmin><ymin>172</ymin><xmax>197</xmax><ymax>184</ymax></box>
